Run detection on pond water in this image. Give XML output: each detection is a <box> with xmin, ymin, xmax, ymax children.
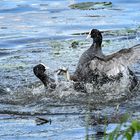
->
<box><xmin>0</xmin><ymin>0</ymin><xmax>140</xmax><ymax>139</ymax></box>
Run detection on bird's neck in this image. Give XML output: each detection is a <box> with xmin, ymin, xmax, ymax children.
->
<box><xmin>89</xmin><ymin>41</ymin><xmax>104</xmax><ymax>58</ymax></box>
<box><xmin>38</xmin><ymin>73</ymin><xmax>50</xmax><ymax>87</ymax></box>
<box><xmin>91</xmin><ymin>42</ymin><xmax>102</xmax><ymax>52</ymax></box>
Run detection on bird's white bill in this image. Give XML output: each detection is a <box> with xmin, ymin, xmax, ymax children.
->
<box><xmin>40</xmin><ymin>63</ymin><xmax>50</xmax><ymax>70</ymax></box>
<box><xmin>86</xmin><ymin>34</ymin><xmax>91</xmax><ymax>39</ymax></box>
<box><xmin>86</xmin><ymin>30</ymin><xmax>91</xmax><ymax>39</ymax></box>
<box><xmin>45</xmin><ymin>66</ymin><xmax>50</xmax><ymax>70</ymax></box>
<box><xmin>60</xmin><ymin>66</ymin><xmax>67</xmax><ymax>71</ymax></box>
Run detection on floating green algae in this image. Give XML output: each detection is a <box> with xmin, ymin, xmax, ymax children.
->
<box><xmin>69</xmin><ymin>2</ymin><xmax>112</xmax><ymax>10</ymax></box>
<box><xmin>0</xmin><ymin>63</ymin><xmax>27</xmax><ymax>69</ymax></box>
<box><xmin>72</xmin><ymin>27</ymin><xmax>139</xmax><ymax>37</ymax></box>
<box><xmin>71</xmin><ymin>41</ymin><xmax>79</xmax><ymax>48</ymax></box>
<box><xmin>103</xmin><ymin>28</ymin><xmax>138</xmax><ymax>36</ymax></box>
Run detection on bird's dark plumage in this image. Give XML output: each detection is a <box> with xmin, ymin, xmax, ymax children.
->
<box><xmin>70</xmin><ymin>29</ymin><xmax>140</xmax><ymax>92</ymax></box>
<box><xmin>72</xmin><ymin>29</ymin><xmax>105</xmax><ymax>81</ymax></box>
<box><xmin>33</xmin><ymin>29</ymin><xmax>140</xmax><ymax>93</ymax></box>
<box><xmin>33</xmin><ymin>64</ymin><xmax>56</xmax><ymax>90</ymax></box>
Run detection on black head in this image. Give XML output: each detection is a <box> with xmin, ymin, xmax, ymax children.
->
<box><xmin>33</xmin><ymin>63</ymin><xmax>48</xmax><ymax>86</ymax></box>
<box><xmin>33</xmin><ymin>63</ymin><xmax>46</xmax><ymax>77</ymax></box>
<box><xmin>87</xmin><ymin>29</ymin><xmax>102</xmax><ymax>45</ymax></box>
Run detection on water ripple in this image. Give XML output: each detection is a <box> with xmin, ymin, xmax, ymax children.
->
<box><xmin>0</xmin><ymin>5</ymin><xmax>39</xmax><ymax>13</ymax></box>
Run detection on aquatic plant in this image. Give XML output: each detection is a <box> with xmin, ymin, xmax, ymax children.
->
<box><xmin>69</xmin><ymin>2</ymin><xmax>112</xmax><ymax>10</ymax></box>
<box><xmin>104</xmin><ymin>120</ymin><xmax>140</xmax><ymax>140</ymax></box>
<box><xmin>72</xmin><ymin>27</ymin><xmax>140</xmax><ymax>36</ymax></box>
<box><xmin>71</xmin><ymin>40</ymin><xmax>79</xmax><ymax>48</ymax></box>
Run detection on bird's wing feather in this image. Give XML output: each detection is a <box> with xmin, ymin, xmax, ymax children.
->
<box><xmin>90</xmin><ymin>44</ymin><xmax>140</xmax><ymax>76</ymax></box>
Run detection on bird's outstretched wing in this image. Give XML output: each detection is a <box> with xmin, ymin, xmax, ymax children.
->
<box><xmin>90</xmin><ymin>44</ymin><xmax>140</xmax><ymax>76</ymax></box>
